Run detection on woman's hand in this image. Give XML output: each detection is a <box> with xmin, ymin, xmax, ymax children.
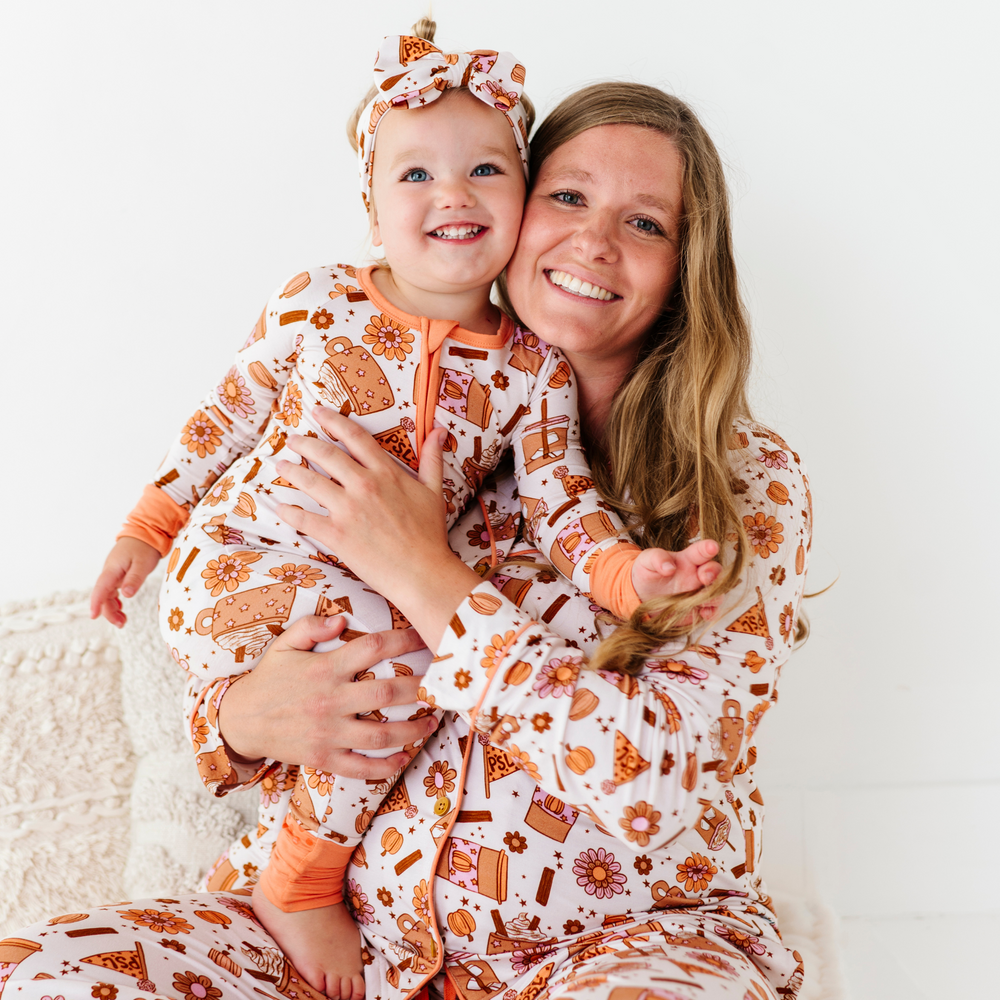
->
<box><xmin>217</xmin><ymin>613</ymin><xmax>440</xmax><ymax>780</ymax></box>
<box><xmin>274</xmin><ymin>407</ymin><xmax>481</xmax><ymax>650</ymax></box>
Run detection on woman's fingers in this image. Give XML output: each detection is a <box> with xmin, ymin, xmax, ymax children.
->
<box><xmin>418</xmin><ymin>427</ymin><xmax>447</xmax><ymax>494</ymax></box>
<box><xmin>267</xmin><ymin>613</ymin><xmax>348</xmax><ymax>651</ymax></box>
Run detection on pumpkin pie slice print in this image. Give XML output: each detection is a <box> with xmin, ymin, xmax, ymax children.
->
<box><xmin>724</xmin><ymin>586</ymin><xmax>773</xmax><ymax>650</ymax></box>
<box><xmin>612</xmin><ymin>730</ymin><xmax>651</xmax><ymax>786</ymax></box>
<box><xmin>315</xmin><ymin>336</ymin><xmax>395</xmax><ymax>416</ymax></box>
<box><xmin>0</xmin><ymin>938</ymin><xmax>43</xmax><ymax>994</ymax></box>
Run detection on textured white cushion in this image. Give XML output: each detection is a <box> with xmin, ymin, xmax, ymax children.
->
<box><xmin>0</xmin><ymin>591</ymin><xmax>132</xmax><ymax>934</ymax></box>
<box><xmin>114</xmin><ymin>576</ymin><xmax>258</xmax><ymax>898</ymax></box>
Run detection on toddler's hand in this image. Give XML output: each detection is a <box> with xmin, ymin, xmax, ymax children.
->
<box><xmin>632</xmin><ymin>539</ymin><xmax>722</xmax><ymax>620</ymax></box>
<box><xmin>90</xmin><ymin>538</ymin><xmax>161</xmax><ymax>628</ymax></box>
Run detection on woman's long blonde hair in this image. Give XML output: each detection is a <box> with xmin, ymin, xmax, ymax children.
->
<box><xmin>501</xmin><ymin>83</ymin><xmax>758</xmax><ymax>674</ymax></box>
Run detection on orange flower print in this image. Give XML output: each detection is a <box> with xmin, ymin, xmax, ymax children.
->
<box><xmin>481</xmin><ymin>630</ymin><xmax>516</xmax><ymax>672</ymax></box>
<box><xmin>412</xmin><ymin>879</ymin><xmax>432</xmax><ymax>924</ymax></box>
<box><xmin>203</xmin><ymin>475</ymin><xmax>235</xmax><ymax>507</ymax></box>
<box><xmin>92</xmin><ymin>985</ymin><xmax>118</xmax><ymax>1000</ymax></box>
<box><xmin>305</xmin><ymin>767</ymin><xmax>336</xmax><ymax>797</ymax></box>
<box><xmin>491</xmin><ymin>370</ymin><xmax>509</xmax><ymax>390</ymax></box>
<box><xmin>167</xmin><ymin>607</ymin><xmax>184</xmax><ymax>632</ymax></box>
<box><xmin>172</xmin><ymin>972</ymin><xmax>222</xmax><ymax>1000</ymax></box>
<box><xmin>676</xmin><ymin>853</ymin><xmax>718</xmax><ymax>892</ymax></box>
<box><xmin>116</xmin><ymin>908</ymin><xmax>193</xmax><ymax>934</ymax></box>
<box><xmin>217</xmin><ymin>367</ymin><xmax>256</xmax><ymax>420</ymax></box>
<box><xmin>180</xmin><ymin>410</ymin><xmax>222</xmax><ymax>458</ymax></box>
<box><xmin>423</xmin><ymin>760</ymin><xmax>457</xmax><ymax>798</ymax></box>
<box><xmin>346</xmin><ymin>879</ymin><xmax>374</xmax><ymax>925</ymax></box>
<box><xmin>376</xmin><ymin>888</ymin><xmax>393</xmax><ymax>907</ymax></box>
<box><xmin>260</xmin><ymin>768</ymin><xmax>293</xmax><ymax>805</ymax></box>
<box><xmin>573</xmin><ymin>847</ymin><xmax>626</xmax><ymax>898</ymax></box>
<box><xmin>769</xmin><ymin>565</ymin><xmax>786</xmax><ymax>586</ymax></box>
<box><xmin>743</xmin><ymin>511</ymin><xmax>784</xmax><ymax>558</ymax></box>
<box><xmin>454</xmin><ymin>668</ymin><xmax>472</xmax><ymax>689</ymax></box>
<box><xmin>277</xmin><ymin>382</ymin><xmax>303</xmax><ymax>427</ymax></box>
<box><xmin>633</xmin><ymin>855</ymin><xmax>653</xmax><ymax>875</ymax></box>
<box><xmin>532</xmin><ymin>711</ymin><xmax>553</xmax><ymax>733</ymax></box>
<box><xmin>746</xmin><ymin>700</ymin><xmax>771</xmax><ymax>738</ymax></box>
<box><xmin>779</xmin><ymin>602</ymin><xmax>795</xmax><ymax>642</ymax></box>
<box><xmin>532</xmin><ymin>654</ymin><xmax>582</xmax><ymax>698</ymax></box>
<box><xmin>363</xmin><ymin>314</ymin><xmax>414</xmax><ymax>361</ymax></box>
<box><xmin>267</xmin><ymin>563</ymin><xmax>325</xmax><ymax>588</ymax></box>
<box><xmin>619</xmin><ymin>801</ymin><xmax>662</xmax><ymax>847</ymax></box>
<box><xmin>310</xmin><ymin>308</ymin><xmax>335</xmax><ymax>330</ymax></box>
<box><xmin>191</xmin><ymin>715</ymin><xmax>209</xmax><ymax>747</ymax></box>
<box><xmin>503</xmin><ymin>831</ymin><xmax>528</xmax><ymax>853</ymax></box>
<box><xmin>505</xmin><ymin>744</ymin><xmax>542</xmax><ymax>782</ymax></box>
<box><xmin>200</xmin><ymin>550</ymin><xmax>262</xmax><ymax>596</ymax></box>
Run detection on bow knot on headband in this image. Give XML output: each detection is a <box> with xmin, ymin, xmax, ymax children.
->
<box><xmin>356</xmin><ymin>35</ymin><xmax>529</xmax><ymax>208</ymax></box>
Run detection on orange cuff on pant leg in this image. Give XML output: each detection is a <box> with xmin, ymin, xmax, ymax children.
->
<box><xmin>257</xmin><ymin>816</ymin><xmax>356</xmax><ymax>912</ymax></box>
<box><xmin>586</xmin><ymin>541</ymin><xmax>642</xmax><ymax>620</ymax></box>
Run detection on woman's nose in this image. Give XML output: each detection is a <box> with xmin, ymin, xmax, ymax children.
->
<box><xmin>572</xmin><ymin>212</ymin><xmax>617</xmax><ymax>261</ymax></box>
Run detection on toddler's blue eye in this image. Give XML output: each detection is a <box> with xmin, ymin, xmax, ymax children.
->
<box><xmin>472</xmin><ymin>164</ymin><xmax>499</xmax><ymax>176</ymax></box>
<box><xmin>403</xmin><ymin>169</ymin><xmax>429</xmax><ymax>182</ymax></box>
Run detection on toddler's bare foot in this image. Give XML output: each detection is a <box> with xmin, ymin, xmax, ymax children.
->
<box><xmin>252</xmin><ymin>880</ymin><xmax>365</xmax><ymax>1000</ymax></box>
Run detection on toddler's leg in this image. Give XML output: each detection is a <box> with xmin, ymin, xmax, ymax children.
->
<box><xmin>251</xmin><ymin>621</ymin><xmax>438</xmax><ymax>1000</ymax></box>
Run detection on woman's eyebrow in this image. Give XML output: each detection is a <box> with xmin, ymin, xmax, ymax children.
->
<box><xmin>634</xmin><ymin>192</ymin><xmax>679</xmax><ymax>216</ymax></box>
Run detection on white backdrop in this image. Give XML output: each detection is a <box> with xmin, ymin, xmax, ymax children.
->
<box><xmin>2</xmin><ymin>0</ymin><xmax>998</xmax><ymax>918</ymax></box>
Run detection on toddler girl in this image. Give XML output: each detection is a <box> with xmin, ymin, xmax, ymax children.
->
<box><xmin>91</xmin><ymin>27</ymin><xmax>716</xmax><ymax>1000</ymax></box>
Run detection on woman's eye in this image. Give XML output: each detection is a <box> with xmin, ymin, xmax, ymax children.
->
<box><xmin>403</xmin><ymin>169</ymin><xmax>429</xmax><ymax>182</ymax></box>
<box><xmin>472</xmin><ymin>164</ymin><xmax>499</xmax><ymax>177</ymax></box>
<box><xmin>552</xmin><ymin>191</ymin><xmax>581</xmax><ymax>205</ymax></box>
<box><xmin>632</xmin><ymin>216</ymin><xmax>663</xmax><ymax>235</ymax></box>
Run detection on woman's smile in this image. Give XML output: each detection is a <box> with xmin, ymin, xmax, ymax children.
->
<box><xmin>507</xmin><ymin>123</ymin><xmax>684</xmax><ymax>371</ymax></box>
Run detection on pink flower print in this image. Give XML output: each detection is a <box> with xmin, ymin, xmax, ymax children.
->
<box><xmin>217</xmin><ymin>367</ymin><xmax>256</xmax><ymax>419</ymax></box>
<box><xmin>532</xmin><ymin>655</ymin><xmax>582</xmax><ymax>698</ymax></box>
<box><xmin>573</xmin><ymin>847</ymin><xmax>626</xmax><ymax>898</ymax></box>
<box><xmin>346</xmin><ymin>879</ymin><xmax>375</xmax><ymax>925</ymax></box>
<box><xmin>758</xmin><ymin>448</ymin><xmax>788</xmax><ymax>470</ymax></box>
<box><xmin>713</xmin><ymin>924</ymin><xmax>766</xmax><ymax>956</ymax></box>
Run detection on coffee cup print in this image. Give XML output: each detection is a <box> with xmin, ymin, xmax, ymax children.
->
<box><xmin>435</xmin><ymin>837</ymin><xmax>508</xmax><ymax>902</ymax></box>
<box><xmin>549</xmin><ymin>510</ymin><xmax>618</xmax><ymax>581</ymax></box>
<box><xmin>524</xmin><ymin>786</ymin><xmax>579</xmax><ymax>843</ymax></box>
<box><xmin>195</xmin><ymin>583</ymin><xmax>297</xmax><ymax>662</ymax></box>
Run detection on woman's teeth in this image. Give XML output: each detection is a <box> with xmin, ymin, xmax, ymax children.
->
<box><xmin>431</xmin><ymin>225</ymin><xmax>484</xmax><ymax>239</ymax></box>
<box><xmin>547</xmin><ymin>269</ymin><xmax>615</xmax><ymax>300</ymax></box>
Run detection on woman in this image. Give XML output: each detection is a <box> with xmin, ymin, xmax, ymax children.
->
<box><xmin>1</xmin><ymin>84</ymin><xmax>809</xmax><ymax>1000</ymax></box>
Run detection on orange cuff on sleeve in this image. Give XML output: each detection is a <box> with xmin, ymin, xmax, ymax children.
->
<box><xmin>257</xmin><ymin>816</ymin><xmax>356</xmax><ymax>912</ymax></box>
<box><xmin>116</xmin><ymin>483</ymin><xmax>190</xmax><ymax>557</ymax></box>
<box><xmin>587</xmin><ymin>541</ymin><xmax>643</xmax><ymax>620</ymax></box>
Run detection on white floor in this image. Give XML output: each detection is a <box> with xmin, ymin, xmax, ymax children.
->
<box><xmin>838</xmin><ymin>913</ymin><xmax>999</xmax><ymax>999</ymax></box>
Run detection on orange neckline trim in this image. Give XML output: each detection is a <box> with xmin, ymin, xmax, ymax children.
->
<box><xmin>357</xmin><ymin>265</ymin><xmax>514</xmax><ymax>349</ymax></box>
